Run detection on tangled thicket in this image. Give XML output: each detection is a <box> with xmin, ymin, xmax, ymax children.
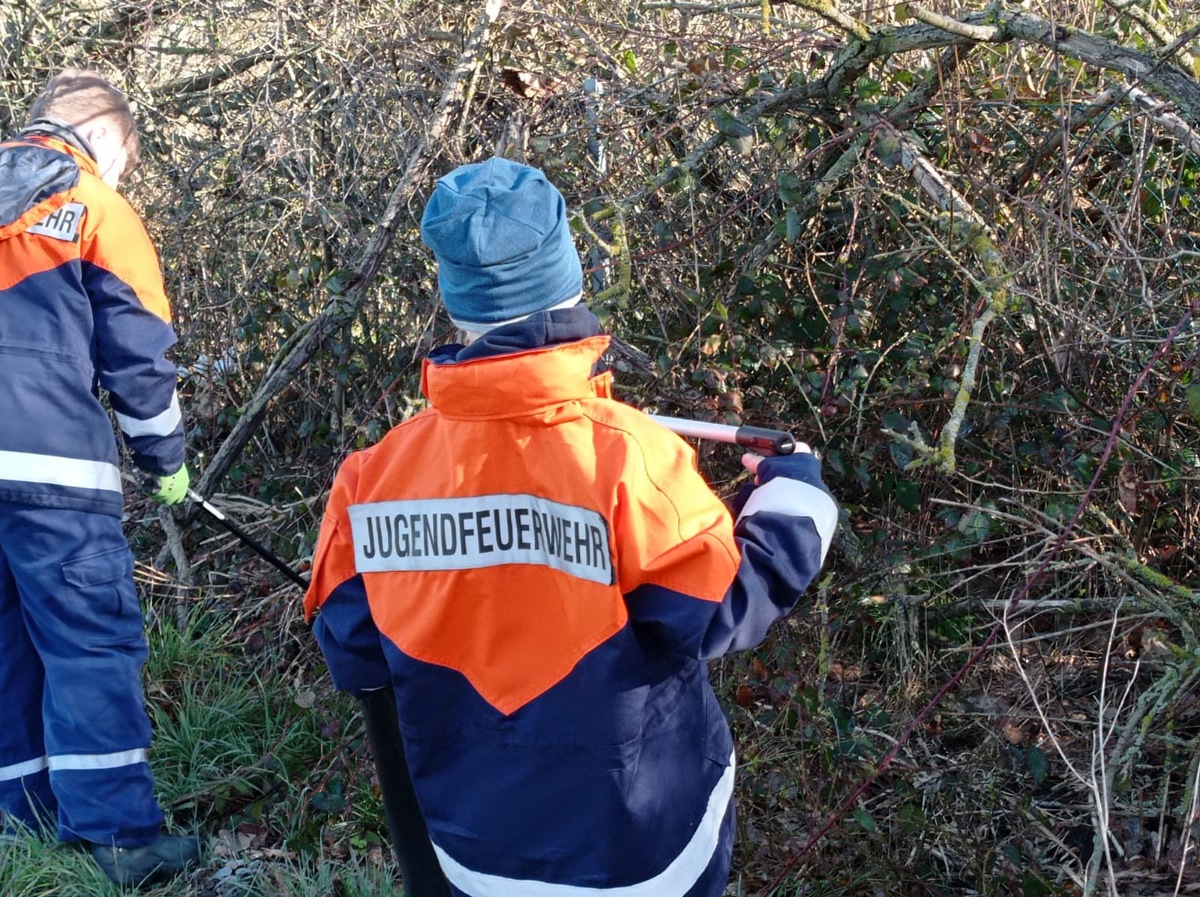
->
<box><xmin>2</xmin><ymin>0</ymin><xmax>1198</xmax><ymax>893</ymax></box>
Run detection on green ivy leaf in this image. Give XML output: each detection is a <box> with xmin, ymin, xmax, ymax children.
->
<box><xmin>1185</xmin><ymin>383</ymin><xmax>1200</xmax><ymax>421</ymax></box>
<box><xmin>713</xmin><ymin>107</ymin><xmax>753</xmax><ymax>138</ymax></box>
<box><xmin>958</xmin><ymin>508</ymin><xmax>991</xmax><ymax>543</ymax></box>
<box><xmin>853</xmin><ymin>807</ymin><xmax>878</xmax><ymax>832</ymax></box>
<box><xmin>889</xmin><ymin>440</ymin><xmax>914</xmax><ymax>470</ymax></box>
<box><xmin>875</xmin><ymin>134</ymin><xmax>901</xmax><ymax>168</ymax></box>
<box><xmin>725</xmin><ymin>133</ymin><xmax>755</xmax><ymax>155</ymax></box>
<box><xmin>1026</xmin><ymin>745</ymin><xmax>1050</xmax><ymax>786</ymax></box>
<box><xmin>785</xmin><ymin>208</ymin><xmax>801</xmax><ymax>244</ymax></box>
<box><xmin>897</xmin><ymin>801</ymin><xmax>925</xmax><ymax>833</ymax></box>
<box><xmin>895</xmin><ymin>480</ymin><xmax>921</xmax><ymax>512</ymax></box>
<box><xmin>777</xmin><ymin>171</ymin><xmax>806</xmax><ymax>204</ymax></box>
<box><xmin>1022</xmin><ymin>873</ymin><xmax>1051</xmax><ymax>897</ymax></box>
<box><xmin>324</xmin><ymin>269</ymin><xmax>356</xmax><ymax>294</ymax></box>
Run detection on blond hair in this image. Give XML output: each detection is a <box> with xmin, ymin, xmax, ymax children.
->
<box><xmin>27</xmin><ymin>68</ymin><xmax>140</xmax><ymax>173</ymax></box>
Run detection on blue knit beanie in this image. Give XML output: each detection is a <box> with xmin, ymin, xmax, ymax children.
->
<box><xmin>420</xmin><ymin>157</ymin><xmax>584</xmax><ymax>330</ymax></box>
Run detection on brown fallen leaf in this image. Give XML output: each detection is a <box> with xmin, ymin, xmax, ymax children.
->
<box><xmin>500</xmin><ymin>68</ymin><xmax>561</xmax><ymax>98</ymax></box>
<box><xmin>1117</xmin><ymin>460</ymin><xmax>1139</xmax><ymax>515</ymax></box>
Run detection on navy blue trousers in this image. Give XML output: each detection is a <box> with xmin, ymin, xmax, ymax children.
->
<box><xmin>0</xmin><ymin>503</ymin><xmax>163</xmax><ymax>845</ymax></box>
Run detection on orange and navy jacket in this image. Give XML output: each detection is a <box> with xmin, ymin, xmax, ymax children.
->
<box><xmin>304</xmin><ymin>307</ymin><xmax>837</xmax><ymax>897</ymax></box>
<box><xmin>0</xmin><ymin>123</ymin><xmax>183</xmax><ymax>517</ymax></box>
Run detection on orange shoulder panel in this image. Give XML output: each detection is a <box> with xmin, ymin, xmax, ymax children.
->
<box><xmin>0</xmin><ymin>193</ymin><xmax>71</xmax><ymax>243</ymax></box>
<box><xmin>75</xmin><ymin>175</ymin><xmax>172</xmax><ymax>322</ymax></box>
<box><xmin>0</xmin><ymin>196</ymin><xmax>78</xmax><ymax>291</ymax></box>
<box><xmin>587</xmin><ymin>403</ymin><xmax>739</xmax><ymax>601</ymax></box>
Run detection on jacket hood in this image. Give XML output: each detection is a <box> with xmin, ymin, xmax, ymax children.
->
<box><xmin>0</xmin><ymin>136</ymin><xmax>87</xmax><ymax>239</ymax></box>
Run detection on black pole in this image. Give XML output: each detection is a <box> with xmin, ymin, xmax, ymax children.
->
<box><xmin>186</xmin><ymin>488</ymin><xmax>310</xmax><ymax>590</ymax></box>
<box><xmin>649</xmin><ymin>414</ymin><xmax>799</xmax><ymax>456</ymax></box>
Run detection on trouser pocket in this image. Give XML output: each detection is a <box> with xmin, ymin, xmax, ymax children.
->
<box><xmin>58</xmin><ymin>545</ymin><xmax>143</xmax><ymax>648</ymax></box>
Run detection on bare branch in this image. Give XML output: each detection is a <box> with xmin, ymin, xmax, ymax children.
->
<box><xmin>872</xmin><ymin>118</ymin><xmax>1009</xmax><ymax>474</ymax></box>
<box><xmin>1125</xmin><ymin>83</ymin><xmax>1200</xmax><ymax>155</ymax></box>
<box><xmin>774</xmin><ymin>0</ymin><xmax>872</xmax><ymax>42</ymax></box>
<box><xmin>1104</xmin><ymin>0</ymin><xmax>1197</xmax><ymax>71</ymax></box>
<box><xmin>151</xmin><ymin>50</ymin><xmax>277</xmax><ymax>96</ymax></box>
<box><xmin>909</xmin><ymin>4</ymin><xmax>999</xmax><ymax>41</ymax></box>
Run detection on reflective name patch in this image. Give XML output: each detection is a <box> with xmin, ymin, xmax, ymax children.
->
<box><xmin>27</xmin><ymin>202</ymin><xmax>84</xmax><ymax>242</ymax></box>
<box><xmin>348</xmin><ymin>494</ymin><xmax>613</xmax><ymax>585</ymax></box>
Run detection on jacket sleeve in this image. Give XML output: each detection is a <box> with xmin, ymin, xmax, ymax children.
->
<box><xmin>618</xmin><ymin>430</ymin><xmax>836</xmax><ymax>661</ymax></box>
<box><xmin>80</xmin><ymin>182</ymin><xmax>185</xmax><ymax>476</ymax></box>
<box><xmin>700</xmin><ymin>452</ymin><xmax>837</xmax><ymax>657</ymax></box>
<box><xmin>304</xmin><ymin>456</ymin><xmax>392</xmax><ymax>693</ymax></box>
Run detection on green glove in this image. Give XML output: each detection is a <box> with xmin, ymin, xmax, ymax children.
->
<box><xmin>145</xmin><ymin>465</ymin><xmax>190</xmax><ymax>505</ymax></box>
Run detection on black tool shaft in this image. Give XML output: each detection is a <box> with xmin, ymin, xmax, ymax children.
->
<box><xmin>187</xmin><ymin>489</ymin><xmax>310</xmax><ymax>590</ymax></box>
<box><xmin>649</xmin><ymin>415</ymin><xmax>797</xmax><ymax>456</ymax></box>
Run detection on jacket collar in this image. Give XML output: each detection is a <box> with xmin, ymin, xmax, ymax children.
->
<box><xmin>430</xmin><ymin>305</ymin><xmax>604</xmax><ymax>364</ymax></box>
<box><xmin>8</xmin><ymin>135</ymin><xmax>100</xmax><ymax>180</ymax></box>
<box><xmin>421</xmin><ymin>322</ymin><xmax>612</xmax><ymax>420</ymax></box>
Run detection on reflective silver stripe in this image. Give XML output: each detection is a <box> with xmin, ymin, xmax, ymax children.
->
<box><xmin>0</xmin><ymin>450</ymin><xmax>121</xmax><ymax>493</ymax></box>
<box><xmin>0</xmin><ymin>755</ymin><xmax>49</xmax><ymax>782</ymax></box>
<box><xmin>434</xmin><ymin>750</ymin><xmax>736</xmax><ymax>897</ymax></box>
<box><xmin>48</xmin><ymin>748</ymin><xmax>148</xmax><ymax>772</ymax></box>
<box><xmin>737</xmin><ymin>478</ymin><xmax>838</xmax><ymax>563</ymax></box>
<box><xmin>116</xmin><ymin>391</ymin><xmax>181</xmax><ymax>438</ymax></box>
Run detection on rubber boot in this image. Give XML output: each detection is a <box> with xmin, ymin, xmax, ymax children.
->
<box><xmin>90</xmin><ymin>831</ymin><xmax>201</xmax><ymax>888</ymax></box>
<box><xmin>357</xmin><ymin>689</ymin><xmax>451</xmax><ymax>897</ymax></box>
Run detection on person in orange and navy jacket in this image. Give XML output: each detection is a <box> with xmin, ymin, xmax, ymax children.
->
<box><xmin>303</xmin><ymin>156</ymin><xmax>839</xmax><ymax>897</ymax></box>
<box><xmin>0</xmin><ymin>69</ymin><xmax>200</xmax><ymax>887</ymax></box>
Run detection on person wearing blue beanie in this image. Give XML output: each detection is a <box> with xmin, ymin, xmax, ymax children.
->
<box><xmin>305</xmin><ymin>155</ymin><xmax>838</xmax><ymax>897</ymax></box>
<box><xmin>420</xmin><ymin>156</ymin><xmax>583</xmax><ymax>337</ymax></box>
